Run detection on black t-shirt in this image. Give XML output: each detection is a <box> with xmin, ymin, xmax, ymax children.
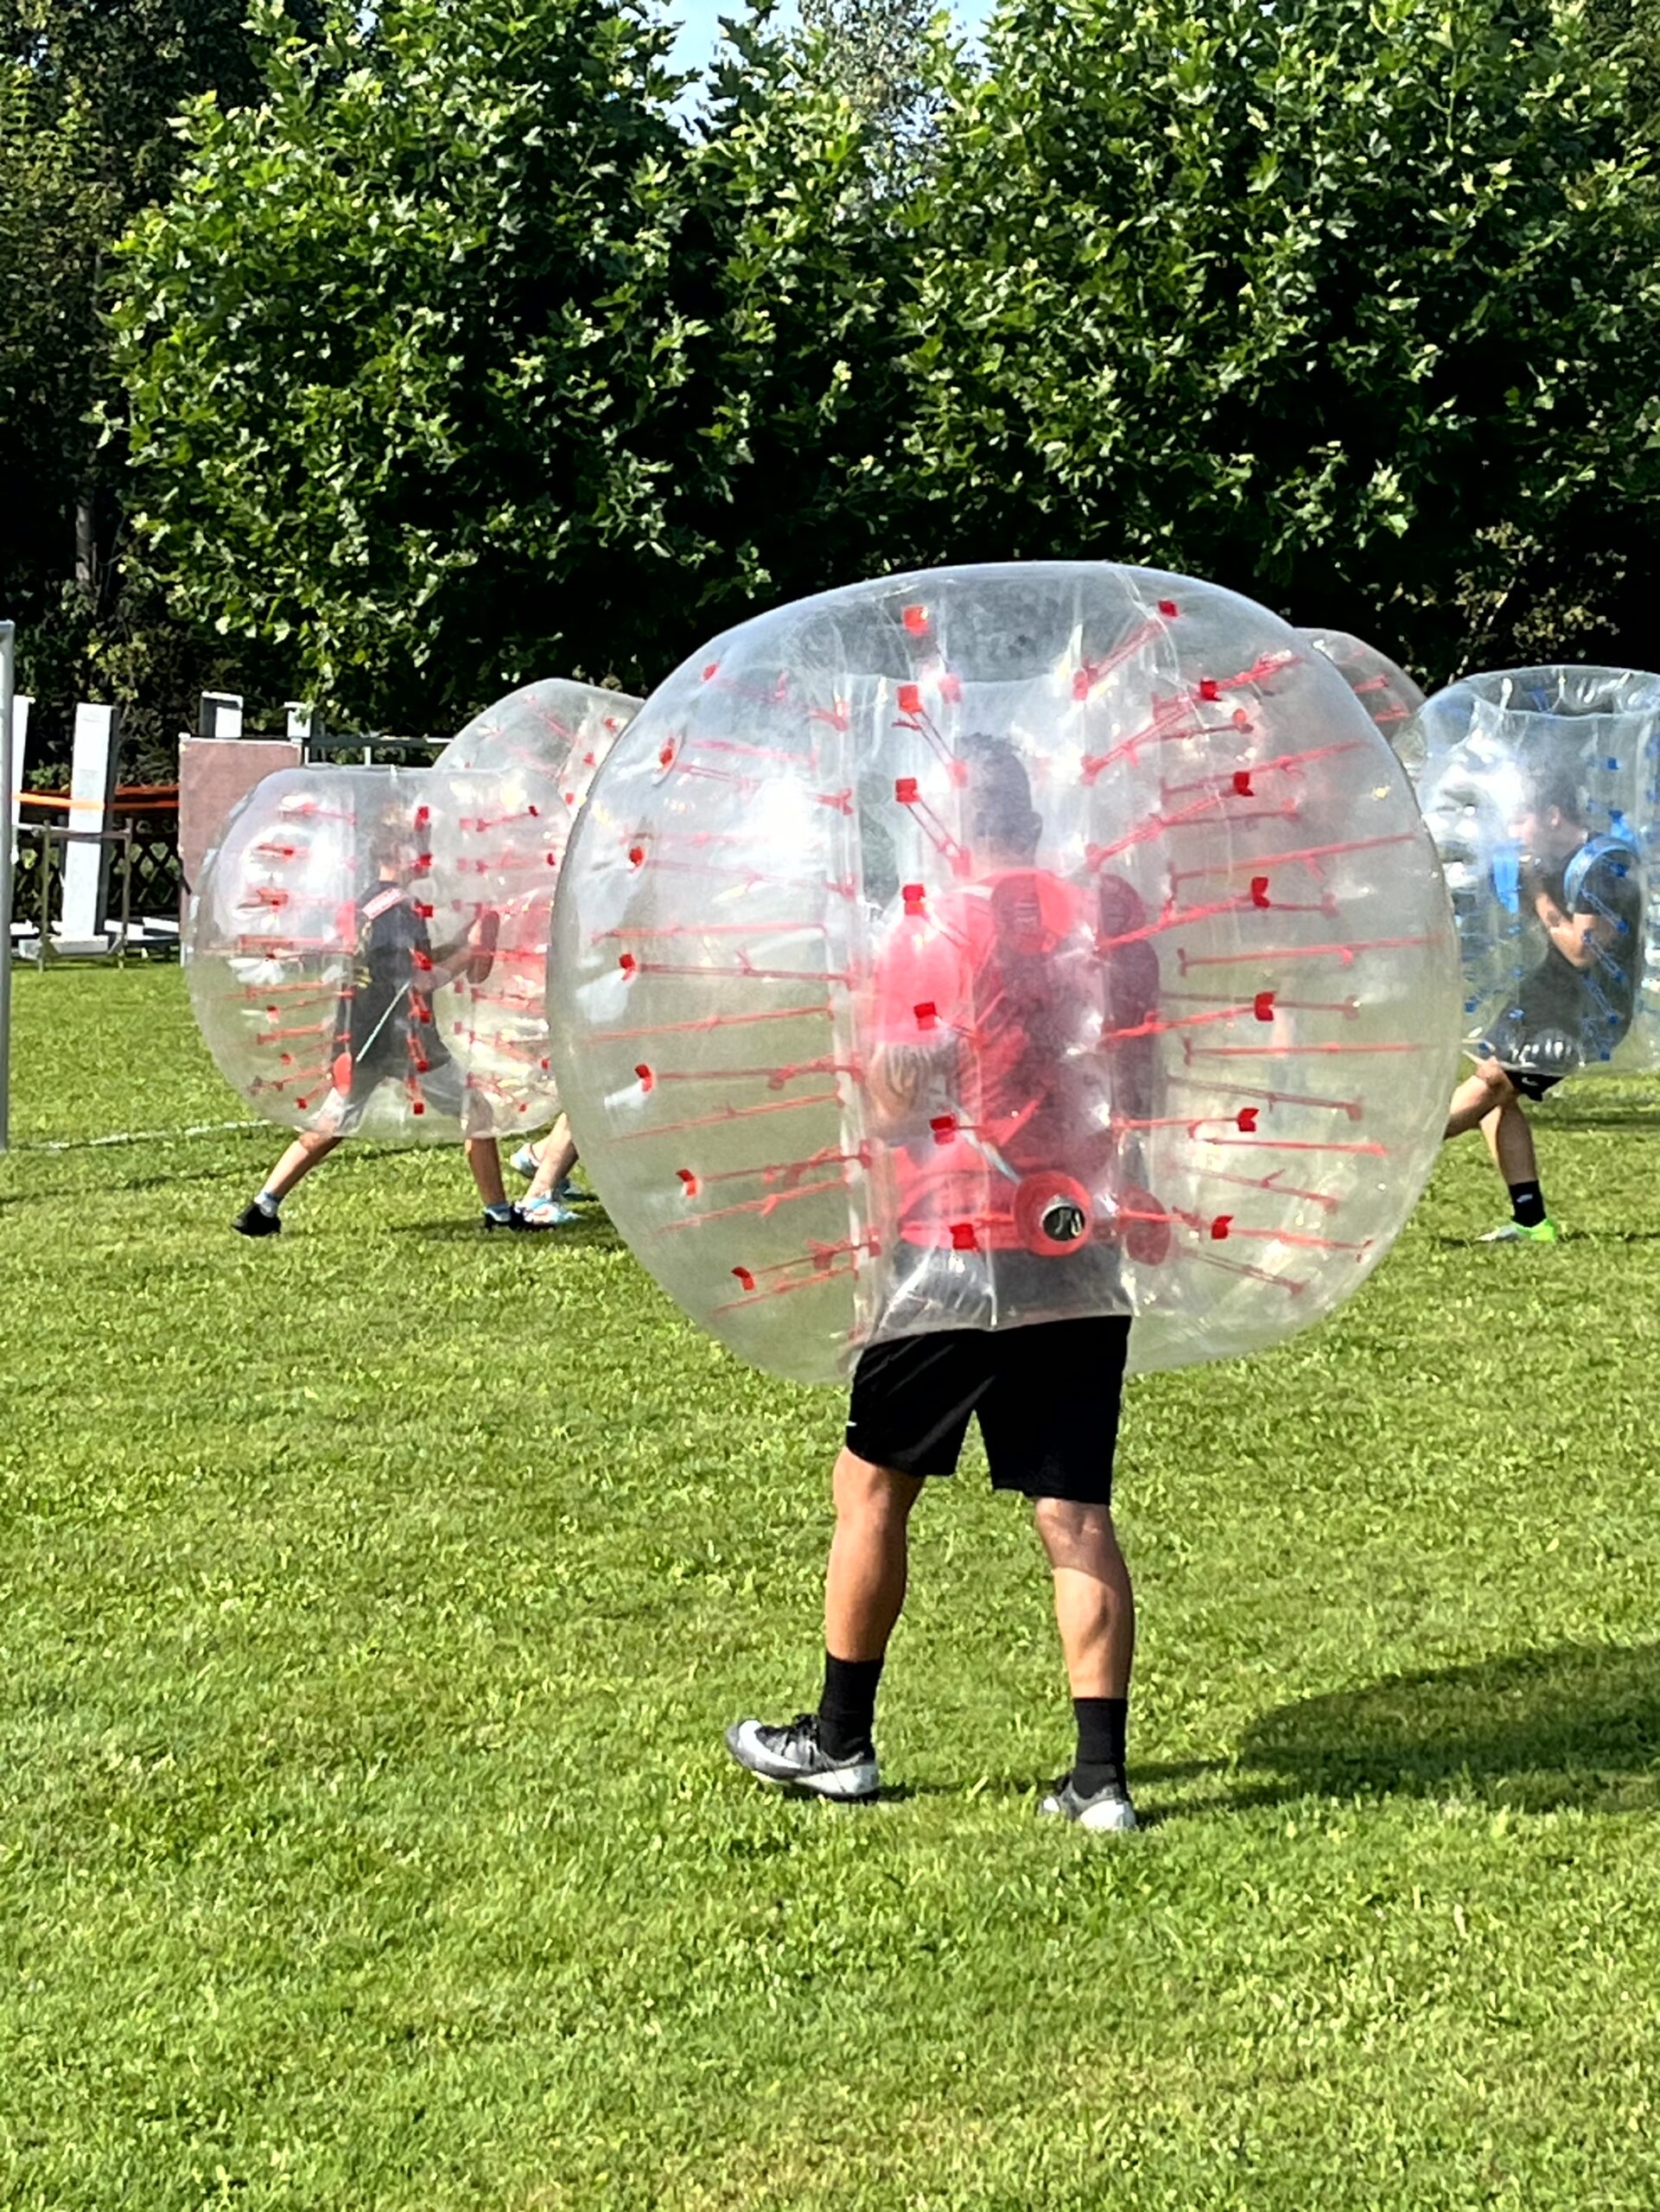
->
<box><xmin>1531</xmin><ymin>843</ymin><xmax>1644</xmax><ymax>1034</ymax></box>
<box><xmin>1498</xmin><ymin>842</ymin><xmax>1647</xmax><ymax>1070</ymax></box>
<box><xmin>342</xmin><ymin>884</ymin><xmax>450</xmax><ymax>1077</ymax></box>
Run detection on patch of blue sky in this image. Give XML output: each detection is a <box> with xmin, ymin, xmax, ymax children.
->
<box><xmin>661</xmin><ymin>0</ymin><xmax>992</xmax><ymax>107</ymax></box>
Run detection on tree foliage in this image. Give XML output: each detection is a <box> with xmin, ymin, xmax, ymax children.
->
<box><xmin>0</xmin><ymin>0</ymin><xmax>326</xmax><ymax>763</ymax></box>
<box><xmin>113</xmin><ymin>0</ymin><xmax>906</xmax><ymax>723</ymax></box>
<box><xmin>798</xmin><ymin>0</ymin><xmax>941</xmax><ymax>192</ymax></box>
<box><xmin>900</xmin><ymin>0</ymin><xmax>1660</xmax><ymax>679</ymax></box>
<box><xmin>75</xmin><ymin>0</ymin><xmax>1660</xmax><ymax>730</ymax></box>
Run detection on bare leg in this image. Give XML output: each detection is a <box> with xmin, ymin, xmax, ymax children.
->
<box><xmin>1034</xmin><ymin>1497</ymin><xmax>1135</xmax><ymax>1699</ymax></box>
<box><xmin>1480</xmin><ymin>1097</ymin><xmax>1538</xmax><ymax>1185</ymax></box>
<box><xmin>465</xmin><ymin>1135</ymin><xmax>506</xmax><ymax>1209</ymax></box>
<box><xmin>1445</xmin><ymin>1062</ymin><xmax>1514</xmax><ymax>1141</ymax></box>
<box><xmin>261</xmin><ymin>1128</ymin><xmax>342</xmax><ymax>1201</ymax></box>
<box><xmin>824</xmin><ymin>1447</ymin><xmax>925</xmax><ymax>1661</ymax></box>
<box><xmin>524</xmin><ymin>1115</ymin><xmax>578</xmax><ymax>1205</ymax></box>
<box><xmin>1445</xmin><ymin>1060</ymin><xmax>1542</xmax><ymax>1217</ymax></box>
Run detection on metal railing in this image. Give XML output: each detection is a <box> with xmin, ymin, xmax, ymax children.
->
<box><xmin>10</xmin><ymin>819</ymin><xmax>143</xmax><ymax>964</ymax></box>
<box><xmin>1</xmin><ymin>618</ymin><xmax>13</xmax><ymax>1149</ymax></box>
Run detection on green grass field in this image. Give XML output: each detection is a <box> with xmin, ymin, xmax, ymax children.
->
<box><xmin>2</xmin><ymin>965</ymin><xmax>1657</xmax><ymax>2209</ymax></box>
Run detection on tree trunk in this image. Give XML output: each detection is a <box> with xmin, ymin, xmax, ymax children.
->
<box><xmin>75</xmin><ymin>477</ymin><xmax>98</xmax><ymax>603</ymax></box>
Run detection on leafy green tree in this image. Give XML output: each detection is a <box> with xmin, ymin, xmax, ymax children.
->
<box><xmin>0</xmin><ymin>0</ymin><xmax>325</xmax><ymax>763</ymax></box>
<box><xmin>797</xmin><ymin>0</ymin><xmax>940</xmax><ymax>191</ymax></box>
<box><xmin>0</xmin><ymin>62</ymin><xmax>115</xmax><ymax>620</ymax></box>
<box><xmin>684</xmin><ymin>10</ymin><xmax>916</xmax><ymax>618</ymax></box>
<box><xmin>899</xmin><ymin>0</ymin><xmax>1660</xmax><ymax>677</ymax></box>
<box><xmin>114</xmin><ymin>0</ymin><xmax>909</xmax><ymax>722</ymax></box>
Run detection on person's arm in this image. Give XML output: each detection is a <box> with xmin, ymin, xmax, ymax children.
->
<box><xmin>429</xmin><ymin>909</ymin><xmax>499</xmax><ymax>988</ymax></box>
<box><xmin>1525</xmin><ymin>871</ymin><xmax>1616</xmax><ymax>971</ymax></box>
<box><xmin>858</xmin><ymin>920</ymin><xmax>963</xmax><ymax>1137</ymax></box>
<box><xmin>865</xmin><ymin>1036</ymin><xmax>960</xmax><ymax>1136</ymax></box>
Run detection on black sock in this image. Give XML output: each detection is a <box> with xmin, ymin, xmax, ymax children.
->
<box><xmin>817</xmin><ymin>1653</ymin><xmax>884</xmax><ymax>1758</ymax></box>
<box><xmin>1508</xmin><ymin>1179</ymin><xmax>1547</xmax><ymax>1229</ymax></box>
<box><xmin>1072</xmin><ymin>1695</ymin><xmax>1128</xmax><ymax>1794</ymax></box>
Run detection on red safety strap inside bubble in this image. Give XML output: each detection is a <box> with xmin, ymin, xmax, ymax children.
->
<box><xmin>951</xmin><ymin>1222</ymin><xmax>978</xmax><ymax>1251</ymax></box>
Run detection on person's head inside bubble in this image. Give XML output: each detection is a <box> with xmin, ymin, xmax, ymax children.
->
<box><xmin>1511</xmin><ymin>762</ymin><xmax>1588</xmax><ymax>868</ymax></box>
<box><xmin>960</xmin><ymin>732</ymin><xmax>1042</xmax><ymax>872</ymax></box>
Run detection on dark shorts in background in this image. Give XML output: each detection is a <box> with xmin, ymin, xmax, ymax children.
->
<box><xmin>1479</xmin><ymin>957</ymin><xmax>1635</xmax><ymax>1102</ymax></box>
<box><xmin>845</xmin><ymin>1312</ymin><xmax>1131</xmax><ymax>1504</ymax></box>
<box><xmin>1480</xmin><ymin>1057</ymin><xmax>1565</xmax><ymax>1103</ymax></box>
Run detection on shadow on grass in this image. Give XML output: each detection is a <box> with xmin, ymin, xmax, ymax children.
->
<box><xmin>1237</xmin><ymin>1643</ymin><xmax>1660</xmax><ymax>1815</ymax></box>
<box><xmin>1430</xmin><ymin>1229</ymin><xmax>1660</xmax><ymax>1249</ymax></box>
<box><xmin>0</xmin><ymin>1157</ymin><xmax>256</xmax><ymax>1211</ymax></box>
<box><xmin>389</xmin><ymin>1213</ymin><xmax>622</xmax><ymax>1248</ymax></box>
<box><xmin>1532</xmin><ymin>1106</ymin><xmax>1660</xmax><ymax>1131</ymax></box>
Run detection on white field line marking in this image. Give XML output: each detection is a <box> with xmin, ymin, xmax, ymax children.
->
<box><xmin>12</xmin><ymin>1117</ymin><xmax>267</xmax><ymax>1154</ymax></box>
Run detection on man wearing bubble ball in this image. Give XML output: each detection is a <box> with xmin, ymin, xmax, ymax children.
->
<box><xmin>1442</xmin><ymin>763</ymin><xmax>1644</xmax><ymax>1241</ymax></box>
<box><xmin>232</xmin><ymin>805</ymin><xmax>517</xmax><ymax>1235</ymax></box>
<box><xmin>727</xmin><ymin>736</ymin><xmax>1143</xmax><ymax>1832</ymax></box>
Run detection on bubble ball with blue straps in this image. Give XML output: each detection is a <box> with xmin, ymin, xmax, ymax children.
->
<box><xmin>1410</xmin><ymin>666</ymin><xmax>1660</xmax><ymax>1081</ymax></box>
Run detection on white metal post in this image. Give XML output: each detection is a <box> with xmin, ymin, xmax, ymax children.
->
<box><xmin>59</xmin><ymin>700</ymin><xmax>119</xmax><ymax>950</ymax></box>
<box><xmin>199</xmin><ymin>691</ymin><xmax>244</xmax><ymax>740</ymax></box>
<box><xmin>7</xmin><ymin>690</ymin><xmax>29</xmax><ymax>868</ymax></box>
<box><xmin>0</xmin><ymin>620</ymin><xmax>15</xmax><ymax>1151</ymax></box>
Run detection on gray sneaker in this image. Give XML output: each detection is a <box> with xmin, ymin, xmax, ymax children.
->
<box><xmin>725</xmin><ymin>1713</ymin><xmax>880</xmax><ymax>1801</ymax></box>
<box><xmin>1039</xmin><ymin>1772</ymin><xmax>1138</xmax><ymax>1832</ymax></box>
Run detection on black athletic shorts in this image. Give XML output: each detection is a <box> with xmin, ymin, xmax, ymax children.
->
<box><xmin>1480</xmin><ymin>962</ymin><xmax>1634</xmax><ymax>1102</ymax></box>
<box><xmin>1498</xmin><ymin>1064</ymin><xmax>1564</xmax><ymax>1103</ymax></box>
<box><xmin>845</xmin><ymin>1312</ymin><xmax>1131</xmax><ymax>1503</ymax></box>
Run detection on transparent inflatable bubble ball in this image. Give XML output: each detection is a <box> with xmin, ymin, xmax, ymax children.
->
<box><xmin>187</xmin><ymin>764</ymin><xmax>566</xmax><ymax>1141</ymax></box>
<box><xmin>549</xmin><ymin>563</ymin><xmax>1462</xmax><ymax>1383</ymax></box>
<box><xmin>1297</xmin><ymin>627</ymin><xmax>1427</xmax><ymax>777</ymax></box>
<box><xmin>1410</xmin><ymin>664</ymin><xmax>1660</xmax><ymax>1080</ymax></box>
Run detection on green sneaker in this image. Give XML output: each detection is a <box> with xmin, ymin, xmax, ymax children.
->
<box><xmin>1479</xmin><ymin>1218</ymin><xmax>1559</xmax><ymax>1244</ymax></box>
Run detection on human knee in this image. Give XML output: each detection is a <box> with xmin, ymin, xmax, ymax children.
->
<box><xmin>1034</xmin><ymin>1494</ymin><xmax>1119</xmax><ymax>1568</ymax></box>
<box><xmin>833</xmin><ymin>1447</ymin><xmax>919</xmax><ymax>1529</ymax></box>
<box><xmin>1473</xmin><ymin>1060</ymin><xmax>1517</xmax><ymax>1111</ymax></box>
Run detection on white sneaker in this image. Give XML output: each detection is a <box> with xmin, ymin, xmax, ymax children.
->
<box><xmin>725</xmin><ymin>1714</ymin><xmax>880</xmax><ymax>1801</ymax></box>
<box><xmin>1039</xmin><ymin>1773</ymin><xmax>1139</xmax><ymax>1832</ymax></box>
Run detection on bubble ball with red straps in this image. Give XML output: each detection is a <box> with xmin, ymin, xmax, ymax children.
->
<box><xmin>187</xmin><ymin>764</ymin><xmax>565</xmax><ymax>1141</ymax></box>
<box><xmin>1297</xmin><ymin>627</ymin><xmax>1427</xmax><ymax>777</ymax></box>
<box><xmin>1409</xmin><ymin>665</ymin><xmax>1660</xmax><ymax>1080</ymax></box>
<box><xmin>432</xmin><ymin>678</ymin><xmax>643</xmax><ymax>1113</ymax></box>
<box><xmin>546</xmin><ymin>563</ymin><xmax>1462</xmax><ymax>1383</ymax></box>
<box><xmin>436</xmin><ymin>677</ymin><xmax>642</xmax><ymax>798</ymax></box>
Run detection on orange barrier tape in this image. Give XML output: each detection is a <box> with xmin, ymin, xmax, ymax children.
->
<box><xmin>15</xmin><ymin>785</ymin><xmax>180</xmax><ymax>813</ymax></box>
